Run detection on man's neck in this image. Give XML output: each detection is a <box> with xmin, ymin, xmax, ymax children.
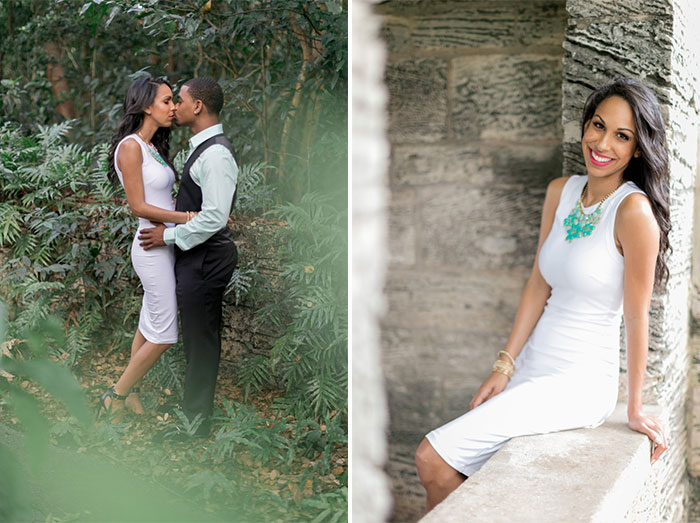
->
<box><xmin>191</xmin><ymin>117</ymin><xmax>220</xmax><ymax>136</ymax></box>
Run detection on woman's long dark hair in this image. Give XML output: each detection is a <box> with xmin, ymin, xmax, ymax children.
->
<box><xmin>108</xmin><ymin>76</ymin><xmax>176</xmax><ymax>187</ymax></box>
<box><xmin>581</xmin><ymin>77</ymin><xmax>671</xmax><ymax>291</ymax></box>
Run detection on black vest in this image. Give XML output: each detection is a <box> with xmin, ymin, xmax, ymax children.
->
<box><xmin>175</xmin><ymin>134</ymin><xmax>236</xmax><ymax>248</ymax></box>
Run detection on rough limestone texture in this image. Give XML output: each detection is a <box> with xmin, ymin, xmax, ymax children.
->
<box><xmin>689</xmin><ymin>131</ymin><xmax>700</xmax><ymax>484</ymax></box>
<box><xmin>378</xmin><ymin>0</ymin><xmax>565</xmax><ymax>435</ymax></box>
<box><xmin>352</xmin><ymin>0</ymin><xmax>392</xmax><ymax>521</ymax></box>
<box><xmin>687</xmin><ymin>23</ymin><xmax>700</xmax><ymax>514</ymax></box>
<box><xmin>377</xmin><ymin>1</ymin><xmax>566</xmax><ymax>518</ymax></box>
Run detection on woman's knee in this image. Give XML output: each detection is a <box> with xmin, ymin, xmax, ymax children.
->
<box><xmin>415</xmin><ymin>438</ymin><xmax>439</xmax><ymax>473</ymax></box>
<box><xmin>416</xmin><ymin>439</ymin><xmax>464</xmax><ymax>484</ymax></box>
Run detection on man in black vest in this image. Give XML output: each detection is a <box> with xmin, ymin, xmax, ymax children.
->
<box><xmin>139</xmin><ymin>77</ymin><xmax>237</xmax><ymax>437</ymax></box>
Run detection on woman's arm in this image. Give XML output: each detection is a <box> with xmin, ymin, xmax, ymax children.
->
<box><xmin>117</xmin><ymin>138</ymin><xmax>189</xmax><ymax>224</ymax></box>
<box><xmin>616</xmin><ymin>192</ymin><xmax>668</xmax><ymax>463</ymax></box>
<box><xmin>470</xmin><ymin>176</ymin><xmax>567</xmax><ymax>409</ymax></box>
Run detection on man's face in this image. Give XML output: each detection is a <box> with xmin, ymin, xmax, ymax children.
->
<box><xmin>174</xmin><ymin>85</ymin><xmax>197</xmax><ymax>127</ymax></box>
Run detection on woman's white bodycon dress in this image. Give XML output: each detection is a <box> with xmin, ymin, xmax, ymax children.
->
<box><xmin>426</xmin><ymin>175</ymin><xmax>645</xmax><ymax>476</ymax></box>
<box><xmin>114</xmin><ymin>134</ymin><xmax>178</xmax><ymax>344</ymax></box>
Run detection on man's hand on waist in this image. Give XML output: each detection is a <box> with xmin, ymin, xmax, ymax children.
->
<box><xmin>139</xmin><ymin>223</ymin><xmax>167</xmax><ymax>250</ymax></box>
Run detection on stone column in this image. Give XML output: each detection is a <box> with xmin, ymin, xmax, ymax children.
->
<box><xmin>563</xmin><ymin>0</ymin><xmax>700</xmax><ymax>518</ymax></box>
<box><xmin>351</xmin><ymin>0</ymin><xmax>392</xmax><ymax>521</ymax></box>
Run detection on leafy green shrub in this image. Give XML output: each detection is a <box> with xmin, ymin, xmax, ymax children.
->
<box><xmin>251</xmin><ymin>193</ymin><xmax>348</xmax><ymax>420</ymax></box>
<box><xmin>208</xmin><ymin>399</ymin><xmax>290</xmax><ymax>465</ymax></box>
<box><xmin>0</xmin><ymin>76</ymin><xmax>55</xmax><ymax>130</ymax></box>
<box><xmin>1</xmin><ymin>0</ymin><xmax>347</xmax><ymax>203</ymax></box>
<box><xmin>235</xmin><ymin>161</ymin><xmax>276</xmax><ymax>217</ymax></box>
<box><xmin>0</xmin><ymin>121</ymin><xmax>136</xmax><ymax>363</ymax></box>
<box><xmin>302</xmin><ymin>488</ymin><xmax>348</xmax><ymax>523</ymax></box>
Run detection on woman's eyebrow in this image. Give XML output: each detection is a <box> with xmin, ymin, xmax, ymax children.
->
<box><xmin>594</xmin><ymin>113</ymin><xmax>636</xmax><ymax>135</ymax></box>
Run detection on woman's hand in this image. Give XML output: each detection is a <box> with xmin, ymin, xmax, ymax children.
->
<box><xmin>628</xmin><ymin>411</ymin><xmax>668</xmax><ymax>464</ymax></box>
<box><xmin>469</xmin><ymin>372</ymin><xmax>509</xmax><ymax>410</ymax></box>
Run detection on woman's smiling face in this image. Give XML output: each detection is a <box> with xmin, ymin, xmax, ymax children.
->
<box><xmin>581</xmin><ymin>95</ymin><xmax>640</xmax><ymax>180</ymax></box>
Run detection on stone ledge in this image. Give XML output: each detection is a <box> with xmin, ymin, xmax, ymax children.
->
<box><xmin>420</xmin><ymin>403</ymin><xmax>662</xmax><ymax>522</ymax></box>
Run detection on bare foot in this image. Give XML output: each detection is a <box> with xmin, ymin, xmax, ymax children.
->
<box><xmin>125</xmin><ymin>393</ymin><xmax>146</xmax><ymax>415</ymax></box>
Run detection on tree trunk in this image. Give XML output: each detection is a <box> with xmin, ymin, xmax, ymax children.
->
<box><xmin>1</xmin><ymin>0</ymin><xmax>15</xmax><ymax>79</ymax></box>
<box><xmin>7</xmin><ymin>0</ymin><xmax>14</xmax><ymax>37</ymax></box>
<box><xmin>280</xmin><ymin>12</ymin><xmax>323</xmax><ymax>189</ymax></box>
<box><xmin>299</xmin><ymin>88</ymin><xmax>322</xmax><ymax>196</ymax></box>
<box><xmin>44</xmin><ymin>42</ymin><xmax>76</xmax><ymax>120</ymax></box>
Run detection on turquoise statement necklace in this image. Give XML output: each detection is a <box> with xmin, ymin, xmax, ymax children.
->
<box><xmin>137</xmin><ymin>131</ymin><xmax>167</xmax><ymax>167</ymax></box>
<box><xmin>563</xmin><ymin>182</ymin><xmax>623</xmax><ymax>242</ymax></box>
<box><xmin>146</xmin><ymin>142</ymin><xmax>167</xmax><ymax>166</ymax></box>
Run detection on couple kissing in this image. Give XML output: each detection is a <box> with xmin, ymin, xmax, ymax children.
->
<box><xmin>101</xmin><ymin>76</ymin><xmax>238</xmax><ymax>439</ymax></box>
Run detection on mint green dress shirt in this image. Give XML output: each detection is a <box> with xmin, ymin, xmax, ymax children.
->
<box><xmin>163</xmin><ymin>124</ymin><xmax>238</xmax><ymax>251</ymax></box>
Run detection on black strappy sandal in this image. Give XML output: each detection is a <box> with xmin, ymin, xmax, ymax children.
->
<box><xmin>97</xmin><ymin>386</ymin><xmax>128</xmax><ymax>418</ymax></box>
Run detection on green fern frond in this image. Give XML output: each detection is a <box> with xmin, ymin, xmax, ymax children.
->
<box><xmin>37</xmin><ymin>120</ymin><xmax>74</xmax><ymax>149</ymax></box>
<box><xmin>0</xmin><ymin>203</ymin><xmax>23</xmax><ymax>246</ymax></box>
<box><xmin>21</xmin><ymin>280</ymin><xmax>65</xmax><ymax>301</ymax></box>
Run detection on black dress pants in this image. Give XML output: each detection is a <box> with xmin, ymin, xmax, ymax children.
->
<box><xmin>175</xmin><ymin>239</ymin><xmax>237</xmax><ymax>434</ymax></box>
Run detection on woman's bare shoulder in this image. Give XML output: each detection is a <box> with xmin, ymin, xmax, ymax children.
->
<box><xmin>117</xmin><ymin>136</ymin><xmax>141</xmax><ymax>156</ymax></box>
<box><xmin>543</xmin><ymin>176</ymin><xmax>569</xmax><ymax>205</ymax></box>
<box><xmin>546</xmin><ymin>176</ymin><xmax>569</xmax><ymax>192</ymax></box>
<box><xmin>116</xmin><ymin>137</ymin><xmax>143</xmax><ymax>168</ymax></box>
<box><xmin>617</xmin><ymin>192</ymin><xmax>657</xmax><ymax>230</ymax></box>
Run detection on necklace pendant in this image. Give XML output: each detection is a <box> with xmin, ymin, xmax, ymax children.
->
<box><xmin>563</xmin><ymin>205</ymin><xmax>601</xmax><ymax>242</ymax></box>
<box><xmin>563</xmin><ymin>180</ymin><xmax>623</xmax><ymax>242</ymax></box>
<box><xmin>147</xmin><ymin>143</ymin><xmax>167</xmax><ymax>167</ymax></box>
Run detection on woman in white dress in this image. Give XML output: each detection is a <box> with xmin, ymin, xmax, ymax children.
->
<box><xmin>415</xmin><ymin>77</ymin><xmax>671</xmax><ymax>511</ymax></box>
<box><xmin>101</xmin><ymin>77</ymin><xmax>194</xmax><ymax>417</ymax></box>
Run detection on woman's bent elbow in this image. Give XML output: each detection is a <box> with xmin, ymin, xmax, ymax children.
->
<box><xmin>128</xmin><ymin>203</ymin><xmax>145</xmax><ymax>218</ymax></box>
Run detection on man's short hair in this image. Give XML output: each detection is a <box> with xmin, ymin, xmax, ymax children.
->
<box><xmin>184</xmin><ymin>77</ymin><xmax>224</xmax><ymax>115</ymax></box>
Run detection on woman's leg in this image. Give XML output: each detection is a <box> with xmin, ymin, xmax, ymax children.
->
<box><xmin>124</xmin><ymin>330</ymin><xmax>148</xmax><ymax>414</ymax></box>
<box><xmin>415</xmin><ymin>438</ymin><xmax>467</xmax><ymax>512</ymax></box>
<box><xmin>114</xmin><ymin>334</ymin><xmax>171</xmax><ymax>395</ymax></box>
<box><xmin>104</xmin><ymin>330</ymin><xmax>171</xmax><ymax>415</ymax></box>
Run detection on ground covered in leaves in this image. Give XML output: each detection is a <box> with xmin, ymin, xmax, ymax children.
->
<box><xmin>0</xmin><ymin>344</ymin><xmax>347</xmax><ymax>522</ymax></box>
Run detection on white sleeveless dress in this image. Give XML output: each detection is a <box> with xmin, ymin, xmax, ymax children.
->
<box><xmin>426</xmin><ymin>175</ymin><xmax>646</xmax><ymax>476</ymax></box>
<box><xmin>114</xmin><ymin>135</ymin><xmax>178</xmax><ymax>344</ymax></box>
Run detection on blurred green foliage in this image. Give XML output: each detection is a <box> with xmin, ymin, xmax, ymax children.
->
<box><xmin>0</xmin><ymin>307</ymin><xmax>93</xmax><ymax>521</ymax></box>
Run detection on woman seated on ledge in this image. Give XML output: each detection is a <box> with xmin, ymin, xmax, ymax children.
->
<box><xmin>415</xmin><ymin>77</ymin><xmax>671</xmax><ymax>512</ymax></box>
